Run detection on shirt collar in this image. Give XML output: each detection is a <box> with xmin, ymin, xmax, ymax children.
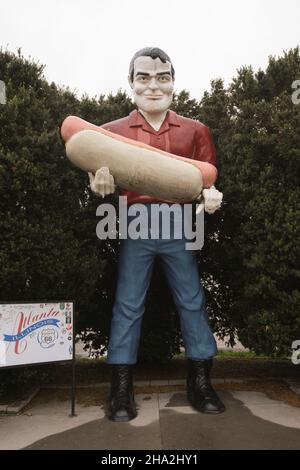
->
<box><xmin>128</xmin><ymin>109</ymin><xmax>181</xmax><ymax>134</ymax></box>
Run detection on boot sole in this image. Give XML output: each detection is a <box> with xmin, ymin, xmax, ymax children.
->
<box><xmin>107</xmin><ymin>402</ymin><xmax>138</xmax><ymax>422</ymax></box>
<box><xmin>187</xmin><ymin>391</ymin><xmax>226</xmax><ymax>414</ymax></box>
<box><xmin>107</xmin><ymin>412</ymin><xmax>138</xmax><ymax>422</ymax></box>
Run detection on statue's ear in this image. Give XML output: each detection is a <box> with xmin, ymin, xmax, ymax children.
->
<box><xmin>128</xmin><ymin>75</ymin><xmax>133</xmax><ymax>89</ymax></box>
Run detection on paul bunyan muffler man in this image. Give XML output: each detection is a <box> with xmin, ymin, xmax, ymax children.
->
<box><xmin>61</xmin><ymin>47</ymin><xmax>225</xmax><ymax>421</ymax></box>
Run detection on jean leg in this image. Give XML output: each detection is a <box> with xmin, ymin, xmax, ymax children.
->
<box><xmin>159</xmin><ymin>239</ymin><xmax>217</xmax><ymax>359</ymax></box>
<box><xmin>107</xmin><ymin>238</ymin><xmax>156</xmax><ymax>364</ymax></box>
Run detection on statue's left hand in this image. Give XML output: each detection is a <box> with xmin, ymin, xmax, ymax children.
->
<box><xmin>202</xmin><ymin>186</ymin><xmax>223</xmax><ymax>214</ymax></box>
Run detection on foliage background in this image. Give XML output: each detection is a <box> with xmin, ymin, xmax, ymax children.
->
<box><xmin>0</xmin><ymin>47</ymin><xmax>299</xmax><ymax>367</ymax></box>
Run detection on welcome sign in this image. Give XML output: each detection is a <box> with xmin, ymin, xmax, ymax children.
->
<box><xmin>0</xmin><ymin>302</ymin><xmax>74</xmax><ymax>367</ymax></box>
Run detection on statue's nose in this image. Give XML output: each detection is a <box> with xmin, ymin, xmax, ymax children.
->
<box><xmin>148</xmin><ymin>77</ymin><xmax>159</xmax><ymax>90</ymax></box>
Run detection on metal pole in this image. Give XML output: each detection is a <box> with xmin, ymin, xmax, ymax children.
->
<box><xmin>70</xmin><ymin>302</ymin><xmax>77</xmax><ymax>417</ymax></box>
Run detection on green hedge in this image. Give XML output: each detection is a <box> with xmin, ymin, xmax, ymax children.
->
<box><xmin>0</xmin><ymin>47</ymin><xmax>299</xmax><ymax>366</ymax></box>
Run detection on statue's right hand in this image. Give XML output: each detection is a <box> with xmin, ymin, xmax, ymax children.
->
<box><xmin>88</xmin><ymin>167</ymin><xmax>116</xmax><ymax>198</ymax></box>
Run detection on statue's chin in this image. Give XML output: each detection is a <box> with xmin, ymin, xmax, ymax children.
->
<box><xmin>139</xmin><ymin>104</ymin><xmax>166</xmax><ymax>113</ymax></box>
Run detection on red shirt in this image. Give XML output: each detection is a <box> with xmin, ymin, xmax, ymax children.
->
<box><xmin>101</xmin><ymin>109</ymin><xmax>217</xmax><ymax>205</ymax></box>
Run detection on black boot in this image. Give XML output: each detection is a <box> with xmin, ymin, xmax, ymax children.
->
<box><xmin>107</xmin><ymin>364</ymin><xmax>137</xmax><ymax>422</ymax></box>
<box><xmin>187</xmin><ymin>359</ymin><xmax>225</xmax><ymax>414</ymax></box>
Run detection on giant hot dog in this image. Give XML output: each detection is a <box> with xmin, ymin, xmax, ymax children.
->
<box><xmin>61</xmin><ymin>116</ymin><xmax>217</xmax><ymax>203</ymax></box>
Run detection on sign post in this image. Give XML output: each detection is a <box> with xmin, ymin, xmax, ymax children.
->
<box><xmin>0</xmin><ymin>301</ymin><xmax>76</xmax><ymax>416</ymax></box>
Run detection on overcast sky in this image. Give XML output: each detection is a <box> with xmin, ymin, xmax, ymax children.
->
<box><xmin>1</xmin><ymin>0</ymin><xmax>299</xmax><ymax>100</ymax></box>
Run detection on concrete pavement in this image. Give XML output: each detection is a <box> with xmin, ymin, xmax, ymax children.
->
<box><xmin>1</xmin><ymin>387</ymin><xmax>300</xmax><ymax>450</ymax></box>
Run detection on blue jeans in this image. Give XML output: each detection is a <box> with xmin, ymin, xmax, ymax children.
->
<box><xmin>107</xmin><ymin>203</ymin><xmax>217</xmax><ymax>364</ymax></box>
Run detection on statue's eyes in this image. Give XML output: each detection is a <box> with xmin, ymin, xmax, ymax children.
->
<box><xmin>136</xmin><ymin>75</ymin><xmax>171</xmax><ymax>83</ymax></box>
<box><xmin>159</xmin><ymin>75</ymin><xmax>171</xmax><ymax>82</ymax></box>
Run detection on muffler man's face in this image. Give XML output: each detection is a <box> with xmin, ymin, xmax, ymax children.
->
<box><xmin>130</xmin><ymin>56</ymin><xmax>174</xmax><ymax>114</ymax></box>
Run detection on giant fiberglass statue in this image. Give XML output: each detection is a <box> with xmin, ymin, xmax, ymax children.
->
<box><xmin>61</xmin><ymin>47</ymin><xmax>225</xmax><ymax>421</ymax></box>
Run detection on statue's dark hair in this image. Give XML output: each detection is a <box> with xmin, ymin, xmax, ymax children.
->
<box><xmin>129</xmin><ymin>47</ymin><xmax>175</xmax><ymax>82</ymax></box>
